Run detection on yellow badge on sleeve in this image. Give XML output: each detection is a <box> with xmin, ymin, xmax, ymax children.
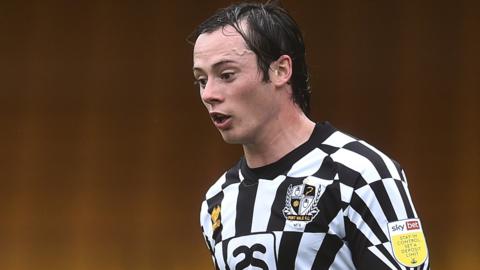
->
<box><xmin>388</xmin><ymin>218</ymin><xmax>428</xmax><ymax>267</ymax></box>
<box><xmin>211</xmin><ymin>205</ymin><xmax>221</xmax><ymax>232</ymax></box>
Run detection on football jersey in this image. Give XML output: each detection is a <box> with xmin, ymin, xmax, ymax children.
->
<box><xmin>200</xmin><ymin>122</ymin><xmax>429</xmax><ymax>269</ymax></box>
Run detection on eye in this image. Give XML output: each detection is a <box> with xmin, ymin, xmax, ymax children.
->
<box><xmin>220</xmin><ymin>72</ymin><xmax>235</xmax><ymax>81</ymax></box>
<box><xmin>194</xmin><ymin>78</ymin><xmax>207</xmax><ymax>89</ymax></box>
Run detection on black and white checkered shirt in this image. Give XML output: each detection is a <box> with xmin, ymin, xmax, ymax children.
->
<box><xmin>200</xmin><ymin>122</ymin><xmax>430</xmax><ymax>269</ymax></box>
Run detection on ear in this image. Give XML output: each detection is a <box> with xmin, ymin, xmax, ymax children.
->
<box><xmin>269</xmin><ymin>55</ymin><xmax>293</xmax><ymax>87</ymax></box>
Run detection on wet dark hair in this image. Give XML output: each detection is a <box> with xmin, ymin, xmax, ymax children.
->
<box><xmin>188</xmin><ymin>1</ymin><xmax>311</xmax><ymax>116</ymax></box>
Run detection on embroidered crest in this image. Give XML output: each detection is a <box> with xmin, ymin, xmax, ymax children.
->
<box><xmin>283</xmin><ymin>183</ymin><xmax>322</xmax><ymax>222</ymax></box>
<box><xmin>211</xmin><ymin>205</ymin><xmax>221</xmax><ymax>232</ymax></box>
<box><xmin>388</xmin><ymin>219</ymin><xmax>428</xmax><ymax>267</ymax></box>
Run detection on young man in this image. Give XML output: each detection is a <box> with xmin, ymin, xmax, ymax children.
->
<box><xmin>191</xmin><ymin>2</ymin><xmax>429</xmax><ymax>269</ymax></box>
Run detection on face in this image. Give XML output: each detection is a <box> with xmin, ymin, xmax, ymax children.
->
<box><xmin>193</xmin><ymin>25</ymin><xmax>279</xmax><ymax>144</ymax></box>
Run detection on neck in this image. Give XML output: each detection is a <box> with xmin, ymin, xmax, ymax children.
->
<box><xmin>243</xmin><ymin>110</ymin><xmax>315</xmax><ymax>168</ymax></box>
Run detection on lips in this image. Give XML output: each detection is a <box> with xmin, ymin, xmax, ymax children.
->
<box><xmin>210</xmin><ymin>112</ymin><xmax>232</xmax><ymax>129</ymax></box>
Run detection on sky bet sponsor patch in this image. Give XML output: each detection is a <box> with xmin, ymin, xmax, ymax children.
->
<box><xmin>388</xmin><ymin>218</ymin><xmax>428</xmax><ymax>267</ymax></box>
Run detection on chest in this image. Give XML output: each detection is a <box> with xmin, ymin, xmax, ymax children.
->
<box><xmin>217</xmin><ymin>175</ymin><xmax>342</xmax><ymax>242</ymax></box>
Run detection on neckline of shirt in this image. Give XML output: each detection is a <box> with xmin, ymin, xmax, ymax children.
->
<box><xmin>240</xmin><ymin>121</ymin><xmax>336</xmax><ymax>184</ymax></box>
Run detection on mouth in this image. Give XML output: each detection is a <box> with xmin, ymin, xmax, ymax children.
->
<box><xmin>210</xmin><ymin>112</ymin><xmax>232</xmax><ymax>129</ymax></box>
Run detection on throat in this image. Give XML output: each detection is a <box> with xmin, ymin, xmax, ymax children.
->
<box><xmin>242</xmin><ymin>121</ymin><xmax>315</xmax><ymax>168</ymax></box>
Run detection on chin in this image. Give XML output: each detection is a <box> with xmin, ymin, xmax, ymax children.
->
<box><xmin>219</xmin><ymin>130</ymin><xmax>246</xmax><ymax>145</ymax></box>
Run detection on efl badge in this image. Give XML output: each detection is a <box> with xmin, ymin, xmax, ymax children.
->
<box><xmin>283</xmin><ymin>183</ymin><xmax>321</xmax><ymax>222</ymax></box>
<box><xmin>388</xmin><ymin>219</ymin><xmax>428</xmax><ymax>267</ymax></box>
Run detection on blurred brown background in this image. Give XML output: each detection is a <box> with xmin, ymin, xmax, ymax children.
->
<box><xmin>0</xmin><ymin>0</ymin><xmax>478</xmax><ymax>269</ymax></box>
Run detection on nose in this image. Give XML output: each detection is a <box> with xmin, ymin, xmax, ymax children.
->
<box><xmin>201</xmin><ymin>80</ymin><xmax>223</xmax><ymax>106</ymax></box>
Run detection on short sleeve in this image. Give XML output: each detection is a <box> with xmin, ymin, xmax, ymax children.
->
<box><xmin>339</xmin><ymin>144</ymin><xmax>429</xmax><ymax>269</ymax></box>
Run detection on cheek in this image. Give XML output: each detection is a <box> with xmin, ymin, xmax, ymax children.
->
<box><xmin>227</xmin><ymin>72</ymin><xmax>273</xmax><ymax>112</ymax></box>
<box><xmin>236</xmin><ymin>86</ymin><xmax>274</xmax><ymax>120</ymax></box>
<box><xmin>233</xmin><ymin>85</ymin><xmax>262</xmax><ymax>110</ymax></box>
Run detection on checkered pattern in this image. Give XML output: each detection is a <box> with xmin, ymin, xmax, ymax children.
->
<box><xmin>200</xmin><ymin>122</ymin><xmax>430</xmax><ymax>270</ymax></box>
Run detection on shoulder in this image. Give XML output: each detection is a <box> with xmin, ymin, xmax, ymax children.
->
<box><xmin>321</xmin><ymin>128</ymin><xmax>405</xmax><ymax>185</ymax></box>
<box><xmin>200</xmin><ymin>160</ymin><xmax>242</xmax><ymax>219</ymax></box>
<box><xmin>203</xmin><ymin>160</ymin><xmax>242</xmax><ymax>201</ymax></box>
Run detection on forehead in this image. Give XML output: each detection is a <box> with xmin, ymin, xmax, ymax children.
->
<box><xmin>193</xmin><ymin>25</ymin><xmax>254</xmax><ymax>69</ymax></box>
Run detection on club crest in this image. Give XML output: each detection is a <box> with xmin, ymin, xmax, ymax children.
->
<box><xmin>283</xmin><ymin>183</ymin><xmax>322</xmax><ymax>222</ymax></box>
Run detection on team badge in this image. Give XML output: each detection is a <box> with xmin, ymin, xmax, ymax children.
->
<box><xmin>388</xmin><ymin>218</ymin><xmax>428</xmax><ymax>267</ymax></box>
<box><xmin>283</xmin><ymin>182</ymin><xmax>322</xmax><ymax>222</ymax></box>
<box><xmin>211</xmin><ymin>205</ymin><xmax>221</xmax><ymax>232</ymax></box>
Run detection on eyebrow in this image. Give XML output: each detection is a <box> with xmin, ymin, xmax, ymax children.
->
<box><xmin>193</xmin><ymin>60</ymin><xmax>238</xmax><ymax>73</ymax></box>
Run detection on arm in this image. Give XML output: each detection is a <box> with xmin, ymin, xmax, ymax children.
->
<box><xmin>335</xmin><ymin>141</ymin><xmax>429</xmax><ymax>269</ymax></box>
